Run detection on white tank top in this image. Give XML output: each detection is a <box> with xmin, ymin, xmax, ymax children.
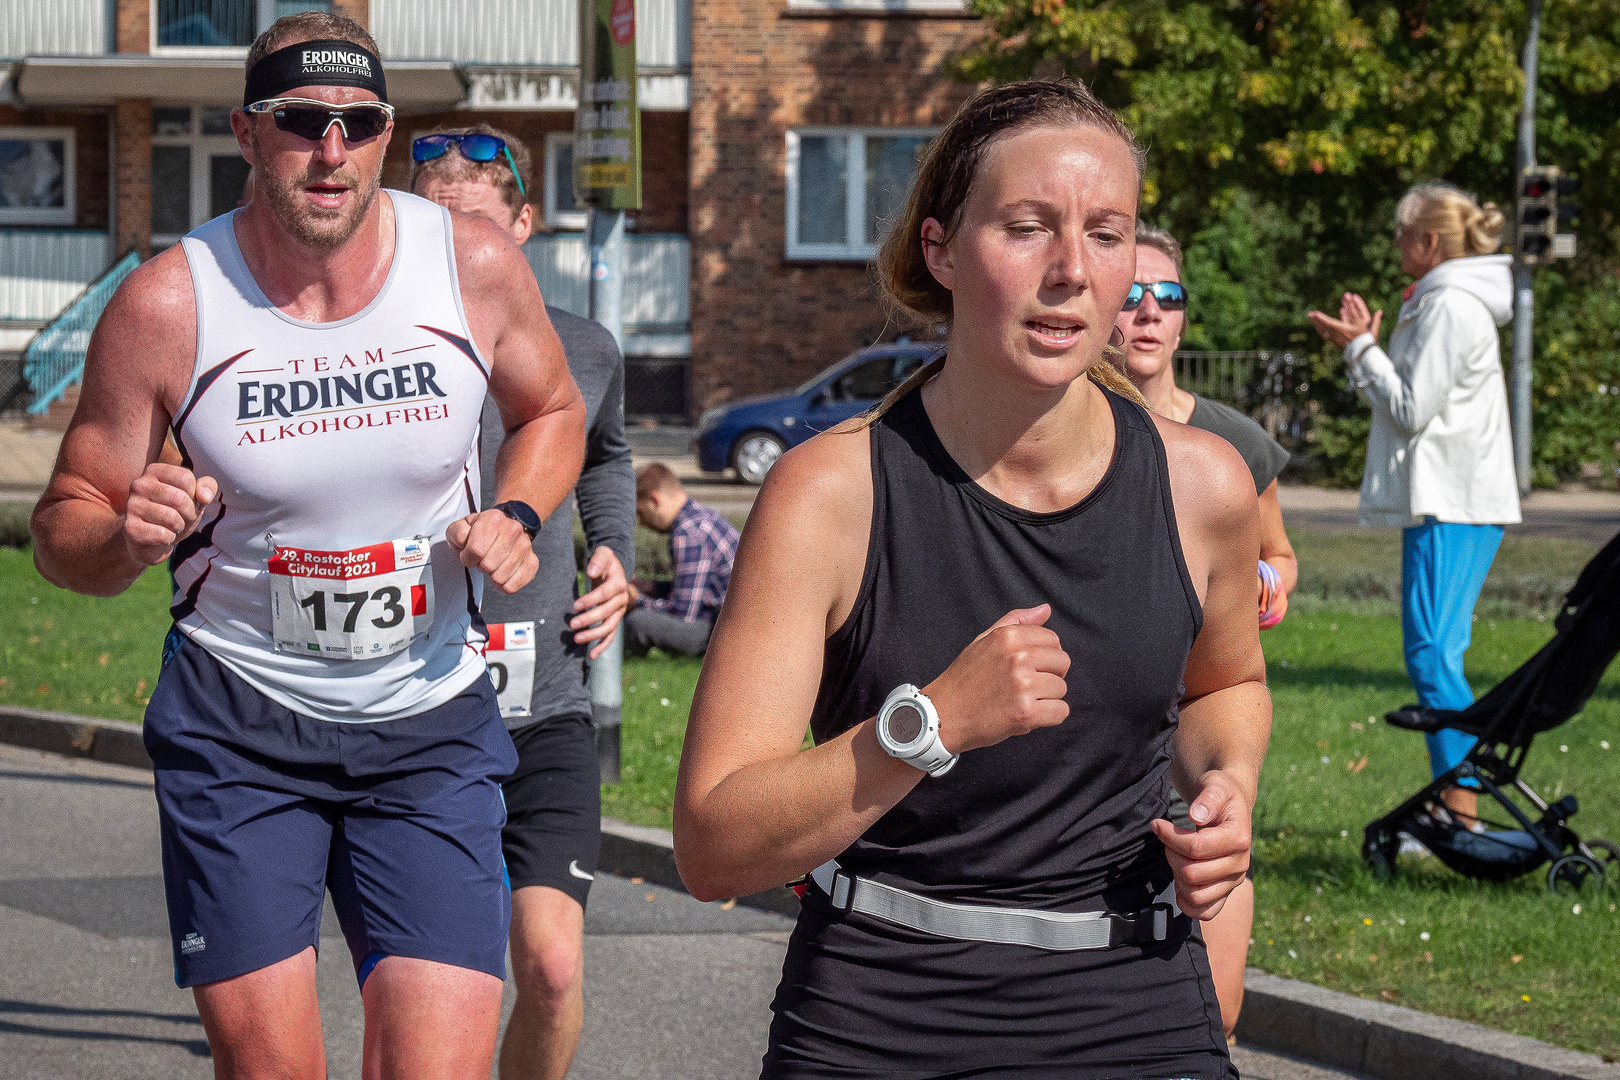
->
<box><xmin>171</xmin><ymin>191</ymin><xmax>491</xmax><ymax>723</ymax></box>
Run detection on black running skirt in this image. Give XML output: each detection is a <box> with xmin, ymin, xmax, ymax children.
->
<box><xmin>761</xmin><ymin>889</ymin><xmax>1235</xmax><ymax>1080</ymax></box>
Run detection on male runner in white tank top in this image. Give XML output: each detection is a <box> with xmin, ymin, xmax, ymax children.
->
<box><xmin>29</xmin><ymin>13</ymin><xmax>585</xmax><ymax>1080</ymax></box>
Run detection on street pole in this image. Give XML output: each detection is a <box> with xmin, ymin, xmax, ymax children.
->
<box><xmin>1510</xmin><ymin>0</ymin><xmax>1542</xmax><ymax>499</ymax></box>
<box><xmin>578</xmin><ymin>0</ymin><xmax>641</xmax><ymax>784</ymax></box>
<box><xmin>587</xmin><ymin>208</ymin><xmax>626</xmax><ymax>783</ymax></box>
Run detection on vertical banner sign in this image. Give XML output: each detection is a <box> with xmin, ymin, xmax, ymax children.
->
<box><xmin>575</xmin><ymin>0</ymin><xmax>642</xmax><ymax>210</ymax></box>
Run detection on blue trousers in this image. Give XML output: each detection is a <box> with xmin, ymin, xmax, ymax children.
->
<box><xmin>1402</xmin><ymin>518</ymin><xmax>1504</xmax><ymax>785</ymax></box>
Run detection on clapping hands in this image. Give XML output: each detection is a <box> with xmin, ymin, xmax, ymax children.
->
<box><xmin>1307</xmin><ymin>292</ymin><xmax>1382</xmax><ymax>350</ymax></box>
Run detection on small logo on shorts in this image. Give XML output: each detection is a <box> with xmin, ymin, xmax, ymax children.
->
<box><xmin>568</xmin><ymin>860</ymin><xmax>595</xmax><ymax>881</ymax></box>
<box><xmin>180</xmin><ymin>932</ymin><xmax>207</xmax><ymax>954</ymax></box>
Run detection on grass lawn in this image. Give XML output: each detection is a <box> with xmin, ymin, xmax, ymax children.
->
<box><xmin>1255</xmin><ymin>610</ymin><xmax>1620</xmax><ymax>1060</ymax></box>
<box><xmin>5</xmin><ymin>541</ymin><xmax>1619</xmax><ymax>1056</ymax></box>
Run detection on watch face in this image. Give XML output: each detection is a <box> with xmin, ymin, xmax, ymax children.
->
<box><xmin>887</xmin><ymin>702</ymin><xmax>925</xmax><ymax>746</ymax></box>
<box><xmin>499</xmin><ymin>501</ymin><xmax>540</xmax><ymax>533</ymax></box>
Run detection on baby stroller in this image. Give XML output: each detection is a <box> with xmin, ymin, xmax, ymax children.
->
<box><xmin>1363</xmin><ymin>529</ymin><xmax>1620</xmax><ymax>893</ymax></box>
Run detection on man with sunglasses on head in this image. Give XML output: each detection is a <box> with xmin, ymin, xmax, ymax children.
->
<box><xmin>30</xmin><ymin>12</ymin><xmax>586</xmax><ymax>1080</ymax></box>
<box><xmin>410</xmin><ymin>124</ymin><xmax>635</xmax><ymax>1080</ymax></box>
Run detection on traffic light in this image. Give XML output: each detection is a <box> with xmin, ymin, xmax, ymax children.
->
<box><xmin>1517</xmin><ymin>166</ymin><xmax>1578</xmax><ymax>264</ymax></box>
<box><xmin>1517</xmin><ymin>166</ymin><xmax>1557</xmax><ymax>264</ymax></box>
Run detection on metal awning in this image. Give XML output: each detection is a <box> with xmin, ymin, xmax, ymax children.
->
<box><xmin>13</xmin><ymin>55</ymin><xmax>465</xmax><ymax>111</ymax></box>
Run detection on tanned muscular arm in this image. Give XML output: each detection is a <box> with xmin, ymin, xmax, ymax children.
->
<box><xmin>439</xmin><ymin>212</ymin><xmax>587</xmax><ymax>594</ymax></box>
<box><xmin>31</xmin><ymin>248</ymin><xmax>203</xmax><ymax>597</ymax></box>
<box><xmin>1152</xmin><ymin>417</ymin><xmax>1273</xmax><ymax>919</ymax></box>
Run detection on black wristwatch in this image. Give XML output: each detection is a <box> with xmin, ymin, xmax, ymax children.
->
<box><xmin>492</xmin><ymin>500</ymin><xmax>541</xmax><ymax>539</ymax></box>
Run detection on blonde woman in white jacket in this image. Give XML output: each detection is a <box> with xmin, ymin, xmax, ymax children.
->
<box><xmin>1309</xmin><ymin>181</ymin><xmax>1521</xmax><ymax>825</ymax></box>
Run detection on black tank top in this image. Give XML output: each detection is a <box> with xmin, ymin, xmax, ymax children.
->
<box><xmin>812</xmin><ymin>385</ymin><xmax>1201</xmax><ymax>907</ymax></box>
<box><xmin>764</xmin><ymin>387</ymin><xmax>1232</xmax><ymax>1079</ymax></box>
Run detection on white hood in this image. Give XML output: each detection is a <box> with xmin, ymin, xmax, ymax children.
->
<box><xmin>1407</xmin><ymin>254</ymin><xmax>1514</xmax><ymax>327</ymax></box>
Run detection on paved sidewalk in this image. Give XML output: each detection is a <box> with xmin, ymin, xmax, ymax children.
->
<box><xmin>0</xmin><ymin>419</ymin><xmax>59</xmax><ymax>499</ymax></box>
<box><xmin>0</xmin><ymin>742</ymin><xmax>1367</xmax><ymax>1080</ymax></box>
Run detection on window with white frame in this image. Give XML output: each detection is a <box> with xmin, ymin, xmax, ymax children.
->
<box><xmin>544</xmin><ymin>134</ymin><xmax>587</xmax><ymax>231</ymax></box>
<box><xmin>0</xmin><ymin>127</ymin><xmax>75</xmax><ymax>225</ymax></box>
<box><xmin>786</xmin><ymin>128</ymin><xmax>936</xmax><ymax>260</ymax></box>
<box><xmin>151</xmin><ymin>106</ymin><xmax>253</xmax><ymax>247</ymax></box>
<box><xmin>154</xmin><ymin>0</ymin><xmax>331</xmax><ymax>53</ymax></box>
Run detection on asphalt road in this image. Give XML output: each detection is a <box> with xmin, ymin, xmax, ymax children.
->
<box><xmin>0</xmin><ymin>743</ymin><xmax>1365</xmax><ymax>1079</ymax></box>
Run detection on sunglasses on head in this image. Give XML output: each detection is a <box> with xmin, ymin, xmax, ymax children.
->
<box><xmin>1123</xmin><ymin>280</ymin><xmax>1189</xmax><ymax>311</ymax></box>
<box><xmin>412</xmin><ymin>134</ymin><xmax>527</xmax><ymax>197</ymax></box>
<box><xmin>245</xmin><ymin>97</ymin><xmax>394</xmax><ymax>142</ymax></box>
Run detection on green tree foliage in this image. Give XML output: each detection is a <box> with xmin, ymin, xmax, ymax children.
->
<box><xmin>953</xmin><ymin>0</ymin><xmax>1620</xmax><ymax>482</ymax></box>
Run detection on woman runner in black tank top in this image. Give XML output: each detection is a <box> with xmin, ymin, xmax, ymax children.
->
<box><xmin>674</xmin><ymin>82</ymin><xmax>1271</xmax><ymax>1079</ymax></box>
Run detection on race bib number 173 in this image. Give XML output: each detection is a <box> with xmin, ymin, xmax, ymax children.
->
<box><xmin>270</xmin><ymin>536</ymin><xmax>434</xmax><ymax>660</ymax></box>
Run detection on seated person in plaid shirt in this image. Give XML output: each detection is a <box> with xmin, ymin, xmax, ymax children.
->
<box><xmin>626</xmin><ymin>463</ymin><xmax>740</xmax><ymax>656</ymax></box>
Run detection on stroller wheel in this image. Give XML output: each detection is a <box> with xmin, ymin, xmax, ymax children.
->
<box><xmin>1585</xmin><ymin>839</ymin><xmax>1620</xmax><ymax>880</ymax></box>
<box><xmin>1547</xmin><ymin>854</ymin><xmax>1605</xmax><ymax>895</ymax></box>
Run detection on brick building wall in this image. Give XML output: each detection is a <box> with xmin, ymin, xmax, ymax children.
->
<box><xmin>687</xmin><ymin>5</ymin><xmax>982</xmax><ymax>413</ymax></box>
<box><xmin>115</xmin><ymin>0</ymin><xmax>149</xmax><ymax>53</ymax></box>
<box><xmin>113</xmin><ymin>100</ymin><xmax>152</xmax><ymax>259</ymax></box>
<box><xmin>380</xmin><ymin>111</ymin><xmax>690</xmax><ymax>236</ymax></box>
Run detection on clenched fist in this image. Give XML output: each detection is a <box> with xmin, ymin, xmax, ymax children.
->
<box><xmin>923</xmin><ymin>604</ymin><xmax>1072</xmax><ymax>756</ymax></box>
<box><xmin>123</xmin><ymin>463</ymin><xmax>218</xmax><ymax>566</ymax></box>
<box><xmin>447</xmin><ymin>509</ymin><xmax>539</xmax><ymax>594</ymax></box>
<box><xmin>1151</xmin><ymin>771</ymin><xmax>1253</xmax><ymax>920</ymax></box>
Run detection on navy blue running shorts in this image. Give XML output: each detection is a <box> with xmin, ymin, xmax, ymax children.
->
<box><xmin>502</xmin><ymin>715</ymin><xmax>602</xmax><ymax>908</ymax></box>
<box><xmin>144</xmin><ymin>634</ymin><xmax>518</xmax><ymax>989</ymax></box>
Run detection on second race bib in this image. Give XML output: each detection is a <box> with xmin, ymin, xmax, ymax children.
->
<box><xmin>486</xmin><ymin>621</ymin><xmax>536</xmax><ymax>718</ymax></box>
<box><xmin>269</xmin><ymin>536</ymin><xmax>433</xmax><ymax>660</ymax></box>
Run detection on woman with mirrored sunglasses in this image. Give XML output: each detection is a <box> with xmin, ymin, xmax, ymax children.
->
<box><xmin>1114</xmin><ymin>224</ymin><xmax>1297</xmax><ymax>627</ymax></box>
<box><xmin>1112</xmin><ymin>221</ymin><xmax>1298</xmax><ymax>1049</ymax></box>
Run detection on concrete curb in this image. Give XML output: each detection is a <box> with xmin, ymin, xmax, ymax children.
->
<box><xmin>597</xmin><ymin>817</ymin><xmax>801</xmax><ymax>918</ymax></box>
<box><xmin>3</xmin><ymin>707</ymin><xmax>1615</xmax><ymax>1078</ymax></box>
<box><xmin>1237</xmin><ymin>968</ymin><xmax>1620</xmax><ymax>1080</ymax></box>
<box><xmin>0</xmin><ymin>705</ymin><xmax>153</xmax><ymax>770</ymax></box>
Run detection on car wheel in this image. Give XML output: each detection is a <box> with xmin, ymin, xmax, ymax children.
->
<box><xmin>732</xmin><ymin>431</ymin><xmax>787</xmax><ymax>485</ymax></box>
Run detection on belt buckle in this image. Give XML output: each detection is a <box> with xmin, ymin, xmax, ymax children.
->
<box><xmin>828</xmin><ymin>869</ymin><xmax>857</xmax><ymax>914</ymax></box>
<box><xmin>1147</xmin><ymin>900</ymin><xmax>1176</xmax><ymax>942</ymax></box>
<box><xmin>1113</xmin><ymin>901</ymin><xmax>1177</xmax><ymax>946</ymax></box>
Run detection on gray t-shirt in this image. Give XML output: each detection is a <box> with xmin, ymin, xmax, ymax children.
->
<box><xmin>478</xmin><ymin>306</ymin><xmax>636</xmax><ymax>729</ymax></box>
<box><xmin>1186</xmin><ymin>394</ymin><xmax>1291</xmax><ymax>494</ymax></box>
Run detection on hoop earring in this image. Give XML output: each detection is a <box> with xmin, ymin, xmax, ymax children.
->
<box><xmin>1108</xmin><ymin>325</ymin><xmax>1126</xmax><ymax>351</ymax></box>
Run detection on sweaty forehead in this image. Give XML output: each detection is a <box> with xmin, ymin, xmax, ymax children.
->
<box><xmin>274</xmin><ymin>84</ymin><xmax>383</xmax><ymax>105</ymax></box>
<box><xmin>975</xmin><ymin>124</ymin><xmax>1138</xmax><ymax>206</ymax></box>
<box><xmin>1134</xmin><ymin>246</ymin><xmax>1179</xmax><ymax>283</ymax></box>
<box><xmin>416</xmin><ymin>177</ymin><xmax>513</xmax><ymax>223</ymax></box>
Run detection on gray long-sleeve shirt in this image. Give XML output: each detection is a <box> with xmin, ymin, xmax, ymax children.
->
<box><xmin>478</xmin><ymin>306</ymin><xmax>636</xmax><ymax>730</ymax></box>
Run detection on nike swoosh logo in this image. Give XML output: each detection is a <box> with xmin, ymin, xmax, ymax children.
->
<box><xmin>569</xmin><ymin>860</ymin><xmax>595</xmax><ymax>881</ymax></box>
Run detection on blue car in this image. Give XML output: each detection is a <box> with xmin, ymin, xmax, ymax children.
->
<box><xmin>693</xmin><ymin>343</ymin><xmax>941</xmax><ymax>484</ymax></box>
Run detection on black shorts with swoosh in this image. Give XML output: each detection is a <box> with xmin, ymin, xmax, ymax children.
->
<box><xmin>502</xmin><ymin>714</ymin><xmax>601</xmax><ymax>907</ymax></box>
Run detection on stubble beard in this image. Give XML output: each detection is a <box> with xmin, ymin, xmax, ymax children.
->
<box><xmin>256</xmin><ymin>142</ymin><xmax>382</xmax><ymax>250</ymax></box>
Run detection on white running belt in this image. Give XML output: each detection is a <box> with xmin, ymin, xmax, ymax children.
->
<box><xmin>808</xmin><ymin>861</ymin><xmax>1182</xmax><ymax>952</ymax></box>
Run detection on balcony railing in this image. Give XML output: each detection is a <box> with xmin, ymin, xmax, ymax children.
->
<box><xmin>373</xmin><ymin>0</ymin><xmax>690</xmax><ymax>68</ymax></box>
<box><xmin>0</xmin><ymin>230</ymin><xmax>113</xmax><ymax>324</ymax></box>
<box><xmin>0</xmin><ymin>0</ymin><xmax>107</xmax><ymax>56</ymax></box>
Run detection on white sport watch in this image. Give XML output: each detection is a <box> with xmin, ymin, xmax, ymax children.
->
<box><xmin>875</xmin><ymin>684</ymin><xmax>958</xmax><ymax>777</ymax></box>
